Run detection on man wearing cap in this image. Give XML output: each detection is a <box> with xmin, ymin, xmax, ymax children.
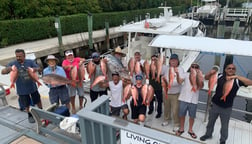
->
<box><xmin>43</xmin><ymin>55</ymin><xmax>70</xmax><ymax>110</ymax></box>
<box><xmin>90</xmin><ymin>52</ymin><xmax>108</xmax><ymax>102</ymax></box>
<box><xmin>1</xmin><ymin>49</ymin><xmax>43</xmax><ymax>123</ymax></box>
<box><xmin>200</xmin><ymin>64</ymin><xmax>252</xmax><ymax>144</ymax></box>
<box><xmin>162</xmin><ymin>53</ymin><xmax>184</xmax><ymax>132</ymax></box>
<box><xmin>175</xmin><ymin>63</ymin><xmax>204</xmax><ymax>139</ymax></box>
<box><xmin>62</xmin><ymin>50</ymin><xmax>85</xmax><ymax>114</ymax></box>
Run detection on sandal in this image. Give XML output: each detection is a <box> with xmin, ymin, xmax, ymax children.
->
<box><xmin>188</xmin><ymin>132</ymin><xmax>197</xmax><ymax>139</ymax></box>
<box><xmin>176</xmin><ymin>130</ymin><xmax>184</xmax><ymax>136</ymax></box>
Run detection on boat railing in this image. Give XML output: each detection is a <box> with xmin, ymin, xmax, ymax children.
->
<box><xmin>77</xmin><ymin>95</ymin><xmax>199</xmax><ymax>144</ymax></box>
<box><xmin>198</xmin><ymin>88</ymin><xmax>252</xmax><ymax>123</ymax></box>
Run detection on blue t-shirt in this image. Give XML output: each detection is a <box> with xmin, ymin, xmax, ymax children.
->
<box><xmin>43</xmin><ymin>66</ymin><xmax>66</xmax><ymax>88</ymax></box>
<box><xmin>7</xmin><ymin>59</ymin><xmax>39</xmax><ymax>95</ymax></box>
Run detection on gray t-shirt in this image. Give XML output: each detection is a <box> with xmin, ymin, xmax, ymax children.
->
<box><xmin>90</xmin><ymin>63</ymin><xmax>107</xmax><ymax>92</ymax></box>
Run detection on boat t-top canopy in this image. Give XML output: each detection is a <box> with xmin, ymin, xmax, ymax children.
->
<box><xmin>202</xmin><ymin>0</ymin><xmax>216</xmax><ymax>2</ymax></box>
<box><xmin>149</xmin><ymin>35</ymin><xmax>252</xmax><ymax>57</ymax></box>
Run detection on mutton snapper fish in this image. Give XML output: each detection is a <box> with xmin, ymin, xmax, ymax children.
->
<box><xmin>105</xmin><ymin>54</ymin><xmax>130</xmax><ymax>80</ymax></box>
<box><xmin>42</xmin><ymin>74</ymin><xmax>72</xmax><ymax>86</ymax></box>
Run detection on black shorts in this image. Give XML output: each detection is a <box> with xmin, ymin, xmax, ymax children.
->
<box><xmin>110</xmin><ymin>104</ymin><xmax>128</xmax><ymax>116</ymax></box>
<box><xmin>130</xmin><ymin>101</ymin><xmax>147</xmax><ymax>120</ymax></box>
<box><xmin>19</xmin><ymin>91</ymin><xmax>41</xmax><ymax>108</ymax></box>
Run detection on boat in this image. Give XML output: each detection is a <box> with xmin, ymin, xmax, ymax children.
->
<box><xmin>116</xmin><ymin>6</ymin><xmax>206</xmax><ymax>71</ymax></box>
<box><xmin>195</xmin><ymin>0</ymin><xmax>221</xmax><ymax>24</ymax></box>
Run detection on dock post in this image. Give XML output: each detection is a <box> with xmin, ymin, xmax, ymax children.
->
<box><xmin>54</xmin><ymin>16</ymin><xmax>64</xmax><ymax>57</ymax></box>
<box><xmin>105</xmin><ymin>22</ymin><xmax>110</xmax><ymax>50</ymax></box>
<box><xmin>87</xmin><ymin>13</ymin><xmax>93</xmax><ymax>50</ymax></box>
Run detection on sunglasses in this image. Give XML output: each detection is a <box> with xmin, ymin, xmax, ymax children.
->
<box><xmin>227</xmin><ymin>67</ymin><xmax>236</xmax><ymax>70</ymax></box>
<box><xmin>135</xmin><ymin>76</ymin><xmax>143</xmax><ymax>80</ymax></box>
<box><xmin>191</xmin><ymin>65</ymin><xmax>199</xmax><ymax>69</ymax></box>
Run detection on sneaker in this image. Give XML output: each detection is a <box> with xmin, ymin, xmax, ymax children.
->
<box><xmin>148</xmin><ymin>109</ymin><xmax>153</xmax><ymax>115</ymax></box>
<box><xmin>155</xmin><ymin>113</ymin><xmax>161</xmax><ymax>118</ymax></box>
<box><xmin>173</xmin><ymin>126</ymin><xmax>179</xmax><ymax>132</ymax></box>
<box><xmin>161</xmin><ymin>121</ymin><xmax>169</xmax><ymax>126</ymax></box>
<box><xmin>200</xmin><ymin>135</ymin><xmax>212</xmax><ymax>141</ymax></box>
<box><xmin>28</xmin><ymin>116</ymin><xmax>35</xmax><ymax>123</ymax></box>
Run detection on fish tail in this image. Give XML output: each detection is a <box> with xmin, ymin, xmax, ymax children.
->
<box><xmin>191</xmin><ymin>87</ymin><xmax>196</xmax><ymax>92</ymax></box>
<box><xmin>208</xmin><ymin>90</ymin><xmax>211</xmax><ymax>96</ymax></box>
<box><xmin>10</xmin><ymin>84</ymin><xmax>15</xmax><ymax>89</ymax></box>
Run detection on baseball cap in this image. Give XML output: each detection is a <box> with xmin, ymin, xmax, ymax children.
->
<box><xmin>170</xmin><ymin>54</ymin><xmax>178</xmax><ymax>60</ymax></box>
<box><xmin>65</xmin><ymin>50</ymin><xmax>74</xmax><ymax>56</ymax></box>
<box><xmin>135</xmin><ymin>74</ymin><xmax>143</xmax><ymax>80</ymax></box>
<box><xmin>92</xmin><ymin>52</ymin><xmax>100</xmax><ymax>58</ymax></box>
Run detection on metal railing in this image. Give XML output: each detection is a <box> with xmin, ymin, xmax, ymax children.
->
<box><xmin>77</xmin><ymin>95</ymin><xmax>199</xmax><ymax>144</ymax></box>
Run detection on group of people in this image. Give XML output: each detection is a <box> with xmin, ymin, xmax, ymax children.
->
<box><xmin>2</xmin><ymin>48</ymin><xmax>252</xmax><ymax>144</ymax></box>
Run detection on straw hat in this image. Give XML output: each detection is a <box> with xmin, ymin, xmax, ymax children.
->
<box><xmin>44</xmin><ymin>55</ymin><xmax>59</xmax><ymax>64</ymax></box>
<box><xmin>113</xmin><ymin>46</ymin><xmax>126</xmax><ymax>57</ymax></box>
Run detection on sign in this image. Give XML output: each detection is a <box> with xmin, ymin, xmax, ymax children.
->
<box><xmin>120</xmin><ymin>130</ymin><xmax>166</xmax><ymax>144</ymax></box>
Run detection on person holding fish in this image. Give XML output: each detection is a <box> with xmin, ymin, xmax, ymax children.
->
<box><xmin>1</xmin><ymin>49</ymin><xmax>43</xmax><ymax>123</ymax></box>
<box><xmin>175</xmin><ymin>63</ymin><xmax>204</xmax><ymax>139</ymax></box>
<box><xmin>62</xmin><ymin>50</ymin><xmax>85</xmax><ymax>114</ymax></box>
<box><xmin>99</xmin><ymin>73</ymin><xmax>130</xmax><ymax>120</ymax></box>
<box><xmin>162</xmin><ymin>54</ymin><xmax>184</xmax><ymax>132</ymax></box>
<box><xmin>89</xmin><ymin>52</ymin><xmax>108</xmax><ymax>102</ymax></box>
<box><xmin>43</xmin><ymin>55</ymin><xmax>70</xmax><ymax>110</ymax></box>
<box><xmin>200</xmin><ymin>64</ymin><xmax>252</xmax><ymax>144</ymax></box>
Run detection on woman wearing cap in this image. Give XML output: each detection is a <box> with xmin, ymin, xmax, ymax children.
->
<box><xmin>162</xmin><ymin>53</ymin><xmax>184</xmax><ymax>132</ymax></box>
<box><xmin>43</xmin><ymin>55</ymin><xmax>70</xmax><ymax>110</ymax></box>
<box><xmin>175</xmin><ymin>63</ymin><xmax>204</xmax><ymax>139</ymax></box>
<box><xmin>62</xmin><ymin>50</ymin><xmax>85</xmax><ymax>114</ymax></box>
<box><xmin>130</xmin><ymin>74</ymin><xmax>147</xmax><ymax>126</ymax></box>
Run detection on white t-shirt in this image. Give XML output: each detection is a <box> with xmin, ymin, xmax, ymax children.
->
<box><xmin>108</xmin><ymin>80</ymin><xmax>124</xmax><ymax>107</ymax></box>
<box><xmin>164</xmin><ymin>66</ymin><xmax>184</xmax><ymax>94</ymax></box>
<box><xmin>178</xmin><ymin>72</ymin><xmax>200</xmax><ymax>104</ymax></box>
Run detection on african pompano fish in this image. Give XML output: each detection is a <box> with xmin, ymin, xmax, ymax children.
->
<box><xmin>10</xmin><ymin>65</ymin><xmax>18</xmax><ymax>89</ymax></box>
<box><xmin>42</xmin><ymin>74</ymin><xmax>71</xmax><ymax>86</ymax></box>
<box><xmin>27</xmin><ymin>67</ymin><xmax>42</xmax><ymax>87</ymax></box>
<box><xmin>105</xmin><ymin>54</ymin><xmax>130</xmax><ymax>80</ymax></box>
<box><xmin>221</xmin><ymin>79</ymin><xmax>234</xmax><ymax>102</ymax></box>
<box><xmin>208</xmin><ymin>72</ymin><xmax>218</xmax><ymax>96</ymax></box>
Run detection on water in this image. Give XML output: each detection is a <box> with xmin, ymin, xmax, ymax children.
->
<box><xmin>196</xmin><ymin>25</ymin><xmax>252</xmax><ymax>122</ymax></box>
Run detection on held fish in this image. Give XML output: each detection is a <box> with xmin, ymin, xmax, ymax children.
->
<box><xmin>10</xmin><ymin>65</ymin><xmax>18</xmax><ymax>89</ymax></box>
<box><xmin>141</xmin><ymin>84</ymin><xmax>148</xmax><ymax>105</ymax></box>
<box><xmin>27</xmin><ymin>67</ymin><xmax>42</xmax><ymax>87</ymax></box>
<box><xmin>156</xmin><ymin>55</ymin><xmax>163</xmax><ymax>83</ymax></box>
<box><xmin>70</xmin><ymin>66</ymin><xmax>77</xmax><ymax>87</ymax></box>
<box><xmin>143</xmin><ymin>60</ymin><xmax>150</xmax><ymax>79</ymax></box>
<box><xmin>134</xmin><ymin>61</ymin><xmax>141</xmax><ymax>75</ymax></box>
<box><xmin>196</xmin><ymin>70</ymin><xmax>204</xmax><ymax>90</ymax></box>
<box><xmin>87</xmin><ymin>61</ymin><xmax>96</xmax><ymax>78</ymax></box>
<box><xmin>90</xmin><ymin>75</ymin><xmax>106</xmax><ymax>89</ymax></box>
<box><xmin>168</xmin><ymin>67</ymin><xmax>175</xmax><ymax>89</ymax></box>
<box><xmin>131</xmin><ymin>85</ymin><xmax>138</xmax><ymax>106</ymax></box>
<box><xmin>78</xmin><ymin>63</ymin><xmax>85</xmax><ymax>87</ymax></box>
<box><xmin>100</xmin><ymin>58</ymin><xmax>107</xmax><ymax>79</ymax></box>
<box><xmin>123</xmin><ymin>84</ymin><xmax>132</xmax><ymax>102</ymax></box>
<box><xmin>189</xmin><ymin>68</ymin><xmax>197</xmax><ymax>92</ymax></box>
<box><xmin>208</xmin><ymin>72</ymin><xmax>218</xmax><ymax>96</ymax></box>
<box><xmin>150</xmin><ymin>60</ymin><xmax>156</xmax><ymax>80</ymax></box>
<box><xmin>220</xmin><ymin>79</ymin><xmax>234</xmax><ymax>102</ymax></box>
<box><xmin>128</xmin><ymin>58</ymin><xmax>135</xmax><ymax>76</ymax></box>
<box><xmin>161</xmin><ymin>76</ymin><xmax>168</xmax><ymax>99</ymax></box>
<box><xmin>42</xmin><ymin>74</ymin><xmax>71</xmax><ymax>86</ymax></box>
<box><xmin>146</xmin><ymin>85</ymin><xmax>154</xmax><ymax>106</ymax></box>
